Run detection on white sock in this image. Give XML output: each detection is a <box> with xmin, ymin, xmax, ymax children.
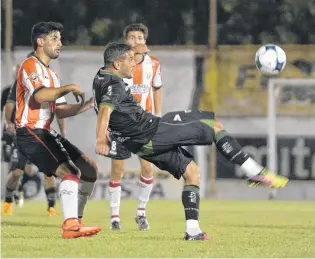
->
<box><xmin>109</xmin><ymin>181</ymin><xmax>121</xmax><ymax>222</ymax></box>
<box><xmin>78</xmin><ymin>180</ymin><xmax>95</xmax><ymax>219</ymax></box>
<box><xmin>186</xmin><ymin>219</ymin><xmax>202</xmax><ymax>236</ymax></box>
<box><xmin>137</xmin><ymin>176</ymin><xmax>154</xmax><ymax>216</ymax></box>
<box><xmin>58</xmin><ymin>176</ymin><xmax>79</xmax><ymax>221</ymax></box>
<box><xmin>240</xmin><ymin>157</ymin><xmax>264</xmax><ymax>177</ymax></box>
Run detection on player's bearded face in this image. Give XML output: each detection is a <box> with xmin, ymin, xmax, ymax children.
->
<box><xmin>43</xmin><ymin>31</ymin><xmax>62</xmax><ymax>59</ymax></box>
<box><xmin>120</xmin><ymin>51</ymin><xmax>136</xmax><ymax>79</ymax></box>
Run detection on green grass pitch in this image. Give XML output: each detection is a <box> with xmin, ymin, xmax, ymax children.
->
<box><xmin>1</xmin><ymin>200</ymin><xmax>315</xmax><ymax>258</ymax></box>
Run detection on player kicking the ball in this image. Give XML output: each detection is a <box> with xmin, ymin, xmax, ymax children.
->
<box><xmin>104</xmin><ymin>23</ymin><xmax>162</xmax><ymax>231</ymax></box>
<box><xmin>93</xmin><ymin>43</ymin><xmax>288</xmax><ymax>241</ymax></box>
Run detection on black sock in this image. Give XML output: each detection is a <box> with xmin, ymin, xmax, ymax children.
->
<box><xmin>45</xmin><ymin>187</ymin><xmax>56</xmax><ymax>210</ymax></box>
<box><xmin>182</xmin><ymin>185</ymin><xmax>200</xmax><ymax>221</ymax></box>
<box><xmin>215</xmin><ymin>130</ymin><xmax>249</xmax><ymax>166</ymax></box>
<box><xmin>18</xmin><ymin>173</ymin><xmax>28</xmax><ymax>192</ymax></box>
<box><xmin>5</xmin><ymin>187</ymin><xmax>14</xmax><ymax>203</ymax></box>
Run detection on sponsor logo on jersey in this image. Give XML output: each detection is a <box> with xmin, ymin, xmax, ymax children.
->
<box><xmin>129</xmin><ymin>84</ymin><xmax>149</xmax><ymax>94</ymax></box>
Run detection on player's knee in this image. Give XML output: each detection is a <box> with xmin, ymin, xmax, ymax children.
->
<box><xmin>12</xmin><ymin>168</ymin><xmax>24</xmax><ymax>177</ymax></box>
<box><xmin>141</xmin><ymin>164</ymin><xmax>153</xmax><ymax>178</ymax></box>
<box><xmin>74</xmin><ymin>155</ymin><xmax>99</xmax><ymax>183</ymax></box>
<box><xmin>214</xmin><ymin>120</ymin><xmax>225</xmax><ymax>135</ymax></box>
<box><xmin>183</xmin><ymin>161</ymin><xmax>200</xmax><ymax>186</ymax></box>
<box><xmin>55</xmin><ymin>160</ymin><xmax>81</xmax><ymax>180</ymax></box>
<box><xmin>111</xmin><ymin>160</ymin><xmax>124</xmax><ymax>182</ymax></box>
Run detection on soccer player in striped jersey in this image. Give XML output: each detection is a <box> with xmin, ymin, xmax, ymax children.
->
<box><xmin>2</xmin><ymin>76</ymin><xmax>65</xmax><ymax>216</ymax></box>
<box><xmin>14</xmin><ymin>21</ymin><xmax>101</xmax><ymax>239</ymax></box>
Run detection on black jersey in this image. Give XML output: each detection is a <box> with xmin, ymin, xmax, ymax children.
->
<box><xmin>1</xmin><ymin>81</ymin><xmax>17</xmax><ymax>123</ymax></box>
<box><xmin>6</xmin><ymin>80</ymin><xmax>17</xmax><ymax>123</ymax></box>
<box><xmin>92</xmin><ymin>69</ymin><xmax>159</xmax><ymax>153</ymax></box>
<box><xmin>1</xmin><ymin>85</ymin><xmax>12</xmax><ymax>113</ymax></box>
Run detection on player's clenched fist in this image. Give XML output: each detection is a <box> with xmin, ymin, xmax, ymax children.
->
<box><xmin>95</xmin><ymin>139</ymin><xmax>110</xmax><ymax>156</ymax></box>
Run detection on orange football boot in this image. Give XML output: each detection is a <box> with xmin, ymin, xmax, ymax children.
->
<box><xmin>62</xmin><ymin>218</ymin><xmax>101</xmax><ymax>239</ymax></box>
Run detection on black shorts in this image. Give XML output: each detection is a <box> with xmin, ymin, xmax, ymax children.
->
<box><xmin>136</xmin><ymin>110</ymin><xmax>215</xmax><ymax>179</ymax></box>
<box><xmin>16</xmin><ymin>127</ymin><xmax>83</xmax><ymax>177</ymax></box>
<box><xmin>10</xmin><ymin>145</ymin><xmax>31</xmax><ymax>171</ymax></box>
<box><xmin>105</xmin><ymin>133</ymin><xmax>132</xmax><ymax>160</ymax></box>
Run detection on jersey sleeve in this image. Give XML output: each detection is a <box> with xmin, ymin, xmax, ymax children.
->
<box><xmin>20</xmin><ymin>59</ymin><xmax>45</xmax><ymax>97</ymax></box>
<box><xmin>152</xmin><ymin>61</ymin><xmax>162</xmax><ymax>89</ymax></box>
<box><xmin>6</xmin><ymin>80</ymin><xmax>17</xmax><ymax>104</ymax></box>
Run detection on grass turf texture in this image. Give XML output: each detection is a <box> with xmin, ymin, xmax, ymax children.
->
<box><xmin>1</xmin><ymin>200</ymin><xmax>315</xmax><ymax>258</ymax></box>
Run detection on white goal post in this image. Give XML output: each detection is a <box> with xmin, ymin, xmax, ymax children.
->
<box><xmin>267</xmin><ymin>78</ymin><xmax>315</xmax><ymax>187</ymax></box>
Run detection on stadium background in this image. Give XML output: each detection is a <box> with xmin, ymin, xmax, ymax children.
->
<box><xmin>1</xmin><ymin>0</ymin><xmax>315</xmax><ymax>201</ymax></box>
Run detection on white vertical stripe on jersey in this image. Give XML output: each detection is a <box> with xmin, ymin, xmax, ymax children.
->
<box><xmin>35</xmin><ymin>65</ymin><xmax>51</xmax><ymax>129</ymax></box>
<box><xmin>139</xmin><ymin>56</ymin><xmax>152</xmax><ymax>109</ymax></box>
<box><xmin>153</xmin><ymin>63</ymin><xmax>162</xmax><ymax>87</ymax></box>
<box><xmin>22</xmin><ymin>69</ymin><xmax>34</xmax><ymax>93</ymax></box>
<box><xmin>20</xmin><ymin>69</ymin><xmax>35</xmax><ymax>127</ymax></box>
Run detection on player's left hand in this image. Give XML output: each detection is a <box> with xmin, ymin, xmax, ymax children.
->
<box><xmin>132</xmin><ymin>44</ymin><xmax>150</xmax><ymax>64</ymax></box>
<box><xmin>95</xmin><ymin>139</ymin><xmax>110</xmax><ymax>156</ymax></box>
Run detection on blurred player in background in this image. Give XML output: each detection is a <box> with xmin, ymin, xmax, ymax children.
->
<box><xmin>1</xmin><ymin>65</ymin><xmax>20</xmax><ymax>162</ymax></box>
<box><xmin>105</xmin><ymin>23</ymin><xmax>163</xmax><ymax>231</ymax></box>
<box><xmin>2</xmin><ymin>74</ymin><xmax>66</xmax><ymax>216</ymax></box>
<box><xmin>93</xmin><ymin>42</ymin><xmax>288</xmax><ymax>240</ymax></box>
<box><xmin>14</xmin><ymin>21</ymin><xmax>101</xmax><ymax>238</ymax></box>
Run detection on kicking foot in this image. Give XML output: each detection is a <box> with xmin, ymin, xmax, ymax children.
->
<box><xmin>248</xmin><ymin>169</ymin><xmax>289</xmax><ymax>188</ymax></box>
<box><xmin>135</xmin><ymin>215</ymin><xmax>150</xmax><ymax>231</ymax></box>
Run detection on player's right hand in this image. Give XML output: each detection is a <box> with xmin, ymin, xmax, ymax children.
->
<box><xmin>132</xmin><ymin>43</ymin><xmax>150</xmax><ymax>54</ymax></box>
<box><xmin>71</xmin><ymin>85</ymin><xmax>85</xmax><ymax>105</ymax></box>
<box><xmin>95</xmin><ymin>139</ymin><xmax>110</xmax><ymax>156</ymax></box>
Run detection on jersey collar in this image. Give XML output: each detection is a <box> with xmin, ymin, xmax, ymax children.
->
<box><xmin>28</xmin><ymin>51</ymin><xmax>50</xmax><ymax>68</ymax></box>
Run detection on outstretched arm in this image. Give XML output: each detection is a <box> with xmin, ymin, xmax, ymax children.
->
<box><xmin>34</xmin><ymin>84</ymin><xmax>84</xmax><ymax>104</ymax></box>
<box><xmin>56</xmin><ymin>97</ymin><xmax>94</xmax><ymax>119</ymax></box>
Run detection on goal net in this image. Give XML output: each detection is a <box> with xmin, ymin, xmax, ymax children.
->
<box><xmin>267</xmin><ymin>78</ymin><xmax>315</xmax><ymax>197</ymax></box>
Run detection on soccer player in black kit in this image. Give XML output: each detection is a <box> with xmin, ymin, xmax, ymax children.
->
<box><xmin>93</xmin><ymin>42</ymin><xmax>288</xmax><ymax>241</ymax></box>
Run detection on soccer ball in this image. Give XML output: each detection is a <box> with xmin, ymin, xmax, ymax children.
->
<box><xmin>255</xmin><ymin>44</ymin><xmax>286</xmax><ymax>75</ymax></box>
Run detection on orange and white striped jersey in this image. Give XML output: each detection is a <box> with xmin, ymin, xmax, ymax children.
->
<box><xmin>123</xmin><ymin>55</ymin><xmax>162</xmax><ymax>113</ymax></box>
<box><xmin>16</xmin><ymin>55</ymin><xmax>66</xmax><ymax>130</ymax></box>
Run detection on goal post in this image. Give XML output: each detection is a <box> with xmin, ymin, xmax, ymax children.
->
<box><xmin>267</xmin><ymin>78</ymin><xmax>315</xmax><ymax>197</ymax></box>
